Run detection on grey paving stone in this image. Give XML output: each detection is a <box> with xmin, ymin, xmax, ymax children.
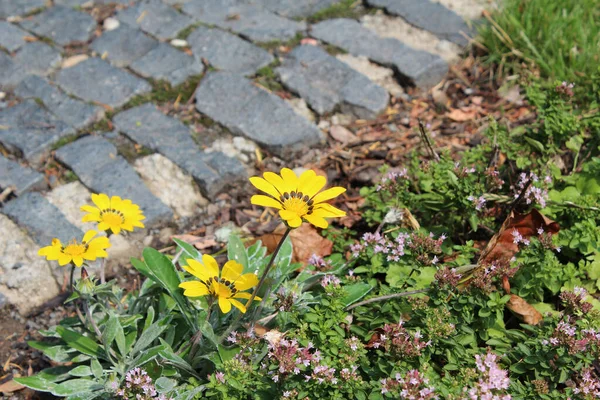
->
<box><xmin>365</xmin><ymin>0</ymin><xmax>471</xmax><ymax>46</ymax></box>
<box><xmin>15</xmin><ymin>75</ymin><xmax>105</xmax><ymax>130</ymax></box>
<box><xmin>310</xmin><ymin>18</ymin><xmax>447</xmax><ymax>89</ymax></box>
<box><xmin>0</xmin><ymin>21</ymin><xmax>29</xmax><ymax>52</ymax></box>
<box><xmin>255</xmin><ymin>0</ymin><xmax>341</xmax><ymax>18</ymax></box>
<box><xmin>276</xmin><ymin>45</ymin><xmax>388</xmax><ymax>118</ymax></box>
<box><xmin>56</xmin><ymin>58</ymin><xmax>152</xmax><ymax>108</ymax></box>
<box><xmin>13</xmin><ymin>42</ymin><xmax>62</xmax><ymax>76</ymax></box>
<box><xmin>19</xmin><ymin>6</ymin><xmax>96</xmax><ymax>46</ymax></box>
<box><xmin>55</xmin><ymin>135</ymin><xmax>173</xmax><ymax>225</ymax></box>
<box><xmin>130</xmin><ymin>43</ymin><xmax>203</xmax><ymax>86</ymax></box>
<box><xmin>0</xmin><ymin>156</ymin><xmax>47</xmax><ymax>195</ymax></box>
<box><xmin>112</xmin><ymin>103</ymin><xmax>246</xmax><ymax>197</ymax></box>
<box><xmin>117</xmin><ymin>0</ymin><xmax>194</xmax><ymax>40</ymax></box>
<box><xmin>195</xmin><ymin>71</ymin><xmax>323</xmax><ymax>155</ymax></box>
<box><xmin>0</xmin><ymin>0</ymin><xmax>46</xmax><ymax>18</ymax></box>
<box><xmin>54</xmin><ymin>0</ymin><xmax>94</xmax><ymax>5</ymax></box>
<box><xmin>3</xmin><ymin>192</ymin><xmax>82</xmax><ymax>245</ymax></box>
<box><xmin>182</xmin><ymin>0</ymin><xmax>306</xmax><ymax>43</ymax></box>
<box><xmin>187</xmin><ymin>26</ymin><xmax>273</xmax><ymax>77</ymax></box>
<box><xmin>90</xmin><ymin>25</ymin><xmax>158</xmax><ymax>67</ymax></box>
<box><xmin>0</xmin><ymin>51</ymin><xmax>26</xmax><ymax>89</ymax></box>
<box><xmin>0</xmin><ymin>99</ymin><xmax>75</xmax><ymax>163</ymax></box>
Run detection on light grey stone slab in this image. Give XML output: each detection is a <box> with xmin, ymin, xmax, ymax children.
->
<box><xmin>19</xmin><ymin>6</ymin><xmax>96</xmax><ymax>46</ymax></box>
<box><xmin>56</xmin><ymin>58</ymin><xmax>152</xmax><ymax>108</ymax></box>
<box><xmin>112</xmin><ymin>103</ymin><xmax>246</xmax><ymax>197</ymax></box>
<box><xmin>182</xmin><ymin>0</ymin><xmax>306</xmax><ymax>42</ymax></box>
<box><xmin>13</xmin><ymin>42</ymin><xmax>62</xmax><ymax>76</ymax></box>
<box><xmin>0</xmin><ymin>155</ymin><xmax>47</xmax><ymax>195</ymax></box>
<box><xmin>90</xmin><ymin>25</ymin><xmax>158</xmax><ymax>67</ymax></box>
<box><xmin>55</xmin><ymin>135</ymin><xmax>173</xmax><ymax>225</ymax></box>
<box><xmin>15</xmin><ymin>75</ymin><xmax>105</xmax><ymax>130</ymax></box>
<box><xmin>187</xmin><ymin>26</ymin><xmax>273</xmax><ymax>76</ymax></box>
<box><xmin>0</xmin><ymin>21</ymin><xmax>29</xmax><ymax>52</ymax></box>
<box><xmin>195</xmin><ymin>71</ymin><xmax>323</xmax><ymax>155</ymax></box>
<box><xmin>255</xmin><ymin>0</ymin><xmax>341</xmax><ymax>18</ymax></box>
<box><xmin>0</xmin><ymin>0</ymin><xmax>46</xmax><ymax>18</ymax></box>
<box><xmin>0</xmin><ymin>51</ymin><xmax>26</xmax><ymax>89</ymax></box>
<box><xmin>365</xmin><ymin>0</ymin><xmax>471</xmax><ymax>46</ymax></box>
<box><xmin>130</xmin><ymin>43</ymin><xmax>203</xmax><ymax>86</ymax></box>
<box><xmin>0</xmin><ymin>99</ymin><xmax>75</xmax><ymax>163</ymax></box>
<box><xmin>310</xmin><ymin>18</ymin><xmax>447</xmax><ymax>89</ymax></box>
<box><xmin>117</xmin><ymin>0</ymin><xmax>194</xmax><ymax>40</ymax></box>
<box><xmin>3</xmin><ymin>192</ymin><xmax>82</xmax><ymax>245</ymax></box>
<box><xmin>276</xmin><ymin>44</ymin><xmax>388</xmax><ymax>118</ymax></box>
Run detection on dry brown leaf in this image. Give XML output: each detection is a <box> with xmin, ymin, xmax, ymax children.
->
<box><xmin>172</xmin><ymin>234</ymin><xmax>218</xmax><ymax>250</ymax></box>
<box><xmin>479</xmin><ymin>209</ymin><xmax>559</xmax><ymax>265</ymax></box>
<box><xmin>0</xmin><ymin>379</ymin><xmax>25</xmax><ymax>394</ymax></box>
<box><xmin>446</xmin><ymin>108</ymin><xmax>478</xmax><ymax>122</ymax></box>
<box><xmin>300</xmin><ymin>38</ymin><xmax>318</xmax><ymax>46</ymax></box>
<box><xmin>506</xmin><ymin>294</ymin><xmax>542</xmax><ymax>325</ymax></box>
<box><xmin>61</xmin><ymin>54</ymin><xmax>88</xmax><ymax>69</ymax></box>
<box><xmin>329</xmin><ymin>125</ymin><xmax>357</xmax><ymax>143</ymax></box>
<box><xmin>257</xmin><ymin>223</ymin><xmax>333</xmax><ymax>264</ymax></box>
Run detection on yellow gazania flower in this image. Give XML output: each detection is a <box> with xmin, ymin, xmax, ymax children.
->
<box><xmin>80</xmin><ymin>193</ymin><xmax>145</xmax><ymax>235</ymax></box>
<box><xmin>179</xmin><ymin>255</ymin><xmax>260</xmax><ymax>314</ymax></box>
<box><xmin>250</xmin><ymin>168</ymin><xmax>346</xmax><ymax>229</ymax></box>
<box><xmin>38</xmin><ymin>230</ymin><xmax>111</xmax><ymax>267</ymax></box>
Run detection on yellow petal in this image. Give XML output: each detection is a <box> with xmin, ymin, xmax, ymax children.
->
<box><xmin>39</xmin><ymin>245</ymin><xmax>60</xmax><ymax>259</ymax></box>
<box><xmin>263</xmin><ymin>171</ymin><xmax>289</xmax><ymax>194</ymax></box>
<box><xmin>221</xmin><ymin>260</ymin><xmax>243</xmax><ymax>282</ymax></box>
<box><xmin>88</xmin><ymin>236</ymin><xmax>111</xmax><ymax>250</ymax></box>
<box><xmin>82</xmin><ymin>214</ymin><xmax>101</xmax><ymax>223</ymax></box>
<box><xmin>234</xmin><ymin>273</ymin><xmax>259</xmax><ymax>291</ymax></box>
<box><xmin>202</xmin><ymin>254</ymin><xmax>220</xmax><ymax>278</ymax></box>
<box><xmin>111</xmin><ymin>196</ymin><xmax>123</xmax><ymax>210</ymax></box>
<box><xmin>311</xmin><ymin>187</ymin><xmax>346</xmax><ymax>204</ymax></box>
<box><xmin>299</xmin><ymin>173</ymin><xmax>326</xmax><ymax>198</ymax></box>
<box><xmin>279</xmin><ymin>209</ymin><xmax>299</xmax><ymax>221</ymax></box>
<box><xmin>304</xmin><ymin>213</ymin><xmax>329</xmax><ymax>229</ymax></box>
<box><xmin>72</xmin><ymin>256</ymin><xmax>84</xmax><ymax>267</ymax></box>
<box><xmin>229</xmin><ymin>298</ymin><xmax>247</xmax><ymax>313</ymax></box>
<box><xmin>82</xmin><ymin>230</ymin><xmax>97</xmax><ymax>243</ymax></box>
<box><xmin>313</xmin><ymin>203</ymin><xmax>346</xmax><ymax>218</ymax></box>
<box><xmin>234</xmin><ymin>292</ymin><xmax>261</xmax><ymax>301</ymax></box>
<box><xmin>218</xmin><ymin>297</ymin><xmax>232</xmax><ymax>313</ymax></box>
<box><xmin>251</xmin><ymin>195</ymin><xmax>283</xmax><ymax>210</ymax></box>
<box><xmin>92</xmin><ymin>193</ymin><xmax>110</xmax><ymax>210</ymax></box>
<box><xmin>179</xmin><ymin>281</ymin><xmax>209</xmax><ymax>297</ymax></box>
<box><xmin>58</xmin><ymin>254</ymin><xmax>72</xmax><ymax>266</ymax></box>
<box><xmin>249</xmin><ymin>176</ymin><xmax>281</xmax><ymax>199</ymax></box>
<box><xmin>280</xmin><ymin>168</ymin><xmax>298</xmax><ymax>191</ymax></box>
<box><xmin>183</xmin><ymin>259</ymin><xmax>215</xmax><ymax>282</ymax></box>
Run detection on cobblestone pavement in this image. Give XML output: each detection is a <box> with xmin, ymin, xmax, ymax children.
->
<box><xmin>0</xmin><ymin>0</ymin><xmax>489</xmax><ymax>314</ymax></box>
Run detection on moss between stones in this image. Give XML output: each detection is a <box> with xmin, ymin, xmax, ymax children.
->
<box><xmin>307</xmin><ymin>0</ymin><xmax>377</xmax><ymax>23</ymax></box>
<box><xmin>51</xmin><ymin>134</ymin><xmax>81</xmax><ymax>151</ymax></box>
<box><xmin>253</xmin><ymin>60</ymin><xmax>284</xmax><ymax>92</ymax></box>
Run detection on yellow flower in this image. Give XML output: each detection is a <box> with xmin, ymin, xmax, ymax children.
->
<box><xmin>250</xmin><ymin>168</ymin><xmax>346</xmax><ymax>229</ymax></box>
<box><xmin>38</xmin><ymin>230</ymin><xmax>111</xmax><ymax>267</ymax></box>
<box><xmin>81</xmin><ymin>193</ymin><xmax>145</xmax><ymax>234</ymax></box>
<box><xmin>179</xmin><ymin>255</ymin><xmax>260</xmax><ymax>314</ymax></box>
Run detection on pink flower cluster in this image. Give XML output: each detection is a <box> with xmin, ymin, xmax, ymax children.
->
<box><xmin>467</xmin><ymin>195</ymin><xmax>487</xmax><ymax>211</ymax></box>
<box><xmin>556</xmin><ymin>81</ymin><xmax>575</xmax><ymax>97</ymax></box>
<box><xmin>541</xmin><ymin>317</ymin><xmax>600</xmax><ymax>356</ymax></box>
<box><xmin>266</xmin><ymin>339</ymin><xmax>320</xmax><ymax>383</ymax></box>
<box><xmin>560</xmin><ymin>287</ymin><xmax>593</xmax><ymax>315</ymax></box>
<box><xmin>377</xmin><ymin>168</ymin><xmax>408</xmax><ymax>192</ymax></box>
<box><xmin>321</xmin><ymin>274</ymin><xmax>341</xmax><ymax>288</ymax></box>
<box><xmin>116</xmin><ymin>368</ymin><xmax>172</xmax><ymax>400</ymax></box>
<box><xmin>511</xmin><ymin>229</ymin><xmax>530</xmax><ymax>246</ymax></box>
<box><xmin>308</xmin><ymin>254</ymin><xmax>332</xmax><ymax>271</ymax></box>
<box><xmin>350</xmin><ymin>231</ymin><xmax>411</xmax><ymax>262</ymax></box>
<box><xmin>370</xmin><ymin>321</ymin><xmax>430</xmax><ymax>358</ymax></box>
<box><xmin>454</xmin><ymin>162</ymin><xmax>476</xmax><ymax>177</ymax></box>
<box><xmin>512</xmin><ymin>172</ymin><xmax>550</xmax><ymax>208</ymax></box>
<box><xmin>470</xmin><ymin>260</ymin><xmax>518</xmax><ymax>293</ymax></box>
<box><xmin>567</xmin><ymin>368</ymin><xmax>600</xmax><ymax>398</ymax></box>
<box><xmin>466</xmin><ymin>352</ymin><xmax>511</xmax><ymax>400</ymax></box>
<box><xmin>434</xmin><ymin>267</ymin><xmax>462</xmax><ymax>288</ymax></box>
<box><xmin>380</xmin><ymin>370</ymin><xmax>436</xmax><ymax>399</ymax></box>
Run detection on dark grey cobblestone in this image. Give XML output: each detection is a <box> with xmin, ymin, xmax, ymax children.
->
<box><xmin>0</xmin><ymin>99</ymin><xmax>75</xmax><ymax>163</ymax></box>
<box><xmin>55</xmin><ymin>58</ymin><xmax>152</xmax><ymax>108</ymax></box>
<box><xmin>0</xmin><ymin>51</ymin><xmax>26</xmax><ymax>89</ymax></box>
<box><xmin>0</xmin><ymin>21</ymin><xmax>29</xmax><ymax>52</ymax></box>
<box><xmin>187</xmin><ymin>26</ymin><xmax>274</xmax><ymax>77</ymax></box>
<box><xmin>55</xmin><ymin>135</ymin><xmax>173</xmax><ymax>226</ymax></box>
<box><xmin>90</xmin><ymin>25</ymin><xmax>158</xmax><ymax>68</ymax></box>
<box><xmin>15</xmin><ymin>75</ymin><xmax>105</xmax><ymax>130</ymax></box>
<box><xmin>117</xmin><ymin>0</ymin><xmax>194</xmax><ymax>40</ymax></box>
<box><xmin>0</xmin><ymin>0</ymin><xmax>46</xmax><ymax>18</ymax></box>
<box><xmin>13</xmin><ymin>42</ymin><xmax>62</xmax><ymax>76</ymax></box>
<box><xmin>365</xmin><ymin>0</ymin><xmax>471</xmax><ymax>46</ymax></box>
<box><xmin>311</xmin><ymin>18</ymin><xmax>448</xmax><ymax>89</ymax></box>
<box><xmin>256</xmin><ymin>0</ymin><xmax>341</xmax><ymax>18</ymax></box>
<box><xmin>195</xmin><ymin>71</ymin><xmax>323</xmax><ymax>155</ymax></box>
<box><xmin>112</xmin><ymin>103</ymin><xmax>246</xmax><ymax>197</ymax></box>
<box><xmin>0</xmin><ymin>155</ymin><xmax>47</xmax><ymax>195</ymax></box>
<box><xmin>130</xmin><ymin>43</ymin><xmax>204</xmax><ymax>86</ymax></box>
<box><xmin>3</xmin><ymin>192</ymin><xmax>82</xmax><ymax>245</ymax></box>
<box><xmin>19</xmin><ymin>6</ymin><xmax>96</xmax><ymax>46</ymax></box>
<box><xmin>276</xmin><ymin>44</ymin><xmax>388</xmax><ymax>118</ymax></box>
<box><xmin>182</xmin><ymin>0</ymin><xmax>306</xmax><ymax>42</ymax></box>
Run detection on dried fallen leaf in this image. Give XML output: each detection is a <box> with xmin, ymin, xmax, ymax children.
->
<box><xmin>446</xmin><ymin>108</ymin><xmax>478</xmax><ymax>122</ymax></box>
<box><xmin>300</xmin><ymin>38</ymin><xmax>318</xmax><ymax>46</ymax></box>
<box><xmin>329</xmin><ymin>125</ymin><xmax>357</xmax><ymax>143</ymax></box>
<box><xmin>0</xmin><ymin>379</ymin><xmax>25</xmax><ymax>394</ymax></box>
<box><xmin>506</xmin><ymin>294</ymin><xmax>542</xmax><ymax>325</ymax></box>
<box><xmin>61</xmin><ymin>54</ymin><xmax>88</xmax><ymax>69</ymax></box>
<box><xmin>498</xmin><ymin>84</ymin><xmax>523</xmax><ymax>105</ymax></box>
<box><xmin>257</xmin><ymin>223</ymin><xmax>333</xmax><ymax>264</ymax></box>
<box><xmin>173</xmin><ymin>234</ymin><xmax>218</xmax><ymax>250</ymax></box>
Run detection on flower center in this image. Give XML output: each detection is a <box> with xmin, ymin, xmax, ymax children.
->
<box><xmin>206</xmin><ymin>276</ymin><xmax>237</xmax><ymax>298</ymax></box>
<box><xmin>100</xmin><ymin>209</ymin><xmax>125</xmax><ymax>226</ymax></box>
<box><xmin>63</xmin><ymin>241</ymin><xmax>87</xmax><ymax>256</ymax></box>
<box><xmin>280</xmin><ymin>191</ymin><xmax>314</xmax><ymax>216</ymax></box>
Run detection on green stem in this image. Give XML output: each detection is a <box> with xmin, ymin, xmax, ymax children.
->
<box><xmin>189</xmin><ymin>304</ymin><xmax>212</xmax><ymax>362</ymax></box>
<box><xmin>69</xmin><ymin>264</ymin><xmax>75</xmax><ymax>292</ymax></box>
<box><xmin>220</xmin><ymin>228</ymin><xmax>292</xmax><ymax>342</ymax></box>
